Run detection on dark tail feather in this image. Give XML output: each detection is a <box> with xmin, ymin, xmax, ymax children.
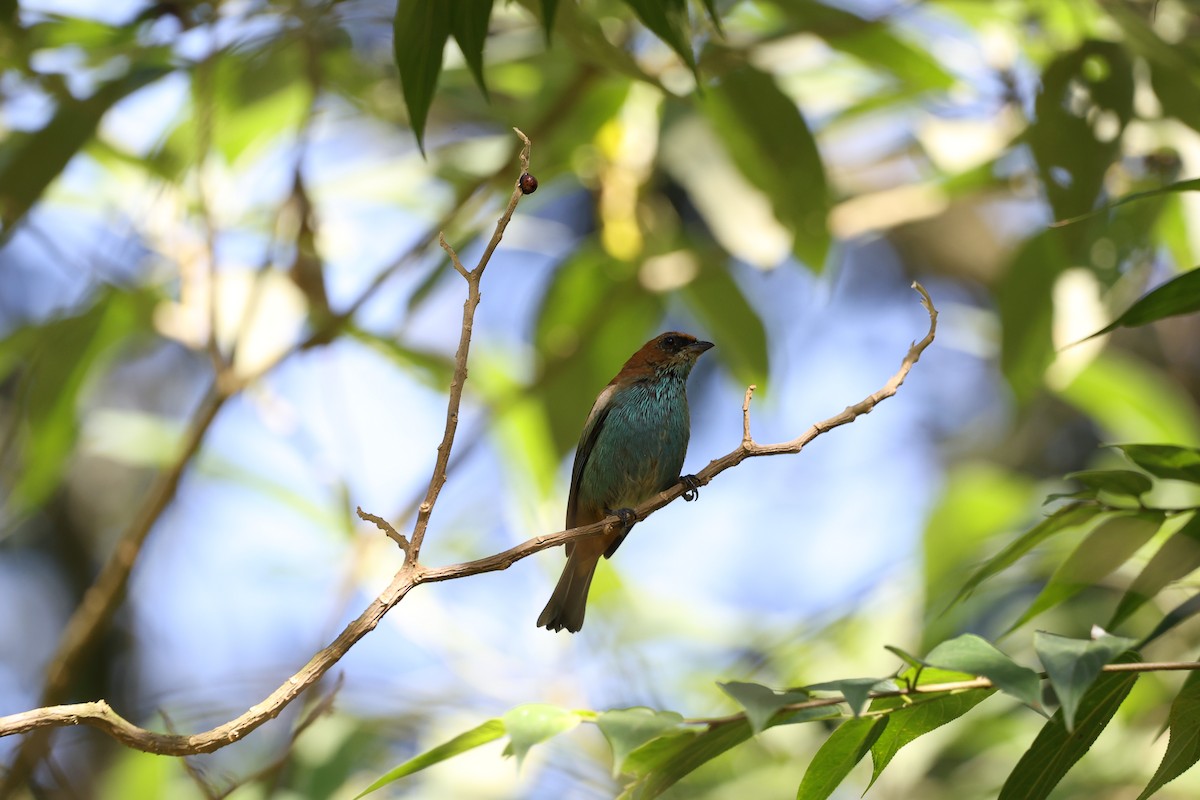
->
<box><xmin>537</xmin><ymin>551</ymin><xmax>597</xmax><ymax>633</ymax></box>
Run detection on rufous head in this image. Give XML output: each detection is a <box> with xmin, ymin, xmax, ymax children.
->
<box><xmin>616</xmin><ymin>331</ymin><xmax>714</xmax><ymax>380</ymax></box>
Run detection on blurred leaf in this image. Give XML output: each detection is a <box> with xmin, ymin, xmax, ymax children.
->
<box><xmin>450</xmin><ymin>0</ymin><xmax>493</xmax><ymax>98</ymax></box>
<box><xmin>998</xmin><ymin>654</ymin><xmax>1139</xmax><ymax>800</ymax></box>
<box><xmin>1117</xmin><ymin>444</ymin><xmax>1200</xmax><ymax>483</ymax></box>
<box><xmin>701</xmin><ymin>65</ymin><xmax>830</xmax><ymax>269</ymax></box>
<box><xmin>1028</xmin><ymin>40</ymin><xmax>1134</xmax><ymax>225</ymax></box>
<box><xmin>345</xmin><ymin>326</ymin><xmax>455</xmax><ymax>388</ymax></box>
<box><xmin>950</xmin><ymin>503</ymin><xmax>1103</xmax><ymax>608</ymax></box>
<box><xmin>1063</xmin><ymin>469</ymin><xmax>1153</xmax><ymax>498</ymax></box>
<box><xmin>995</xmin><ymin>230</ymin><xmax>1070</xmax><ymax>402</ymax></box>
<box><xmin>1083</xmin><ymin>267</ymin><xmax>1200</xmax><ymax>340</ymax></box>
<box><xmin>924</xmin><ymin>634</ymin><xmax>1043</xmax><ymax>709</ymax></box>
<box><xmin>501</xmin><ymin>704</ymin><xmax>580</xmax><ymax>767</ymax></box>
<box><xmin>805</xmin><ymin>678</ymin><xmax>896</xmax><ymax>718</ymax></box>
<box><xmin>718</xmin><ymin>681</ymin><xmax>809</xmax><ymax>735</ymax></box>
<box><xmin>678</xmin><ymin>256</ymin><xmax>768</xmax><ymax>388</ymax></box>
<box><xmin>795</xmin><ymin>716</ymin><xmax>886</xmax><ymax>800</ymax></box>
<box><xmin>3</xmin><ymin>290</ymin><xmax>158</xmax><ymax>510</ymax></box>
<box><xmin>623</xmin><ymin>720</ymin><xmax>752</xmax><ymax>799</ymax></box>
<box><xmin>621</xmin><ymin>0</ymin><xmax>696</xmax><ymax>73</ymax></box>
<box><xmin>98</xmin><ymin>748</ymin><xmax>173</xmax><ymax>800</ymax></box>
<box><xmin>621</xmin><ymin>730</ymin><xmax>698</xmax><ymax>778</ymax></box>
<box><xmin>1052</xmin><ymin>178</ymin><xmax>1200</xmax><ymax>228</ymax></box>
<box><xmin>867</xmin><ymin>689</ymin><xmax>995</xmax><ymax>788</ymax></box>
<box><xmin>539</xmin><ymin>0</ymin><xmax>559</xmax><ymax>40</ymax></box>
<box><xmin>0</xmin><ymin>66</ymin><xmax>169</xmax><ymax>235</ymax></box>
<box><xmin>1138</xmin><ymin>592</ymin><xmax>1200</xmax><ymax>650</ymax></box>
<box><xmin>1006</xmin><ymin>511</ymin><xmax>1165</xmax><ymax>633</ymax></box>
<box><xmin>597</xmin><ymin>708</ymin><xmax>686</xmax><ymax>777</ymax></box>
<box><xmin>1057</xmin><ymin>353</ymin><xmax>1200</xmax><ymax>446</ymax></box>
<box><xmin>1033</xmin><ymin>632</ymin><xmax>1137</xmax><ymax>731</ymax></box>
<box><xmin>199</xmin><ymin>456</ymin><xmax>345</xmax><ymax>534</ymax></box>
<box><xmin>393</xmin><ymin>0</ymin><xmax>452</xmax><ymax>153</ymax></box>
<box><xmin>1137</xmin><ymin>671</ymin><xmax>1200</xmax><ymax>799</ymax></box>
<box><xmin>1110</xmin><ymin>512</ymin><xmax>1200</xmax><ymax>629</ymax></box>
<box><xmin>354</xmin><ymin>719</ymin><xmax>504</xmax><ymax>797</ymax></box>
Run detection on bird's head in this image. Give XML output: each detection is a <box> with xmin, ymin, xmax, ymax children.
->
<box><xmin>618</xmin><ymin>331</ymin><xmax>714</xmax><ymax>380</ymax></box>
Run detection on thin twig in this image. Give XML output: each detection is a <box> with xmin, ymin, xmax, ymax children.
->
<box><xmin>357</xmin><ymin>506</ymin><xmax>410</xmax><ymax>555</ymax></box>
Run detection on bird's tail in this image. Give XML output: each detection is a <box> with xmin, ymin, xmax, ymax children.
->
<box><xmin>537</xmin><ymin>549</ymin><xmax>598</xmax><ymax>633</ymax></box>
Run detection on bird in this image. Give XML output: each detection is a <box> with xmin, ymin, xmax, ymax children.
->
<box><xmin>537</xmin><ymin>331</ymin><xmax>714</xmax><ymax>633</ymax></box>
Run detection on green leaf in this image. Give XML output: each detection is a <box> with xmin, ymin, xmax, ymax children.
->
<box><xmin>596</xmin><ymin>708</ymin><xmax>686</xmax><ymax>777</ymax></box>
<box><xmin>450</xmin><ymin>0</ymin><xmax>492</xmax><ymax>98</ymax></box>
<box><xmin>625</xmin><ymin>720</ymin><xmax>753</xmax><ymax>799</ymax></box>
<box><xmin>1117</xmin><ymin>444</ymin><xmax>1200</xmax><ymax>483</ymax></box>
<box><xmin>1083</xmin><ymin>267</ymin><xmax>1200</xmax><ymax>340</ymax></box>
<box><xmin>678</xmin><ymin>255</ymin><xmax>769</xmax><ymax>388</ymax></box>
<box><xmin>1006</xmin><ymin>511</ymin><xmax>1165</xmax><ymax>633</ymax></box>
<box><xmin>702</xmin><ymin>65</ymin><xmax>830</xmax><ymax>269</ymax></box>
<box><xmin>1034</xmin><ymin>632</ymin><xmax>1137</xmax><ymax>731</ymax></box>
<box><xmin>923</xmin><ymin>634</ymin><xmax>1043</xmax><ymax>710</ymax></box>
<box><xmin>0</xmin><ymin>66</ymin><xmax>169</xmax><ymax>236</ymax></box>
<box><xmin>501</xmin><ymin>704</ymin><xmax>580</xmax><ymax>767</ymax></box>
<box><xmin>994</xmin><ymin>229</ymin><xmax>1070</xmax><ymax>402</ymax></box>
<box><xmin>539</xmin><ymin>0</ymin><xmax>559</xmax><ymax>40</ymax></box>
<box><xmin>3</xmin><ymin>290</ymin><xmax>158</xmax><ymax>510</ymax></box>
<box><xmin>393</xmin><ymin>0</ymin><xmax>451</xmax><ymax>154</ymax></box>
<box><xmin>1138</xmin><ymin>592</ymin><xmax>1200</xmax><ymax>650</ymax></box>
<box><xmin>620</xmin><ymin>0</ymin><xmax>696</xmax><ymax>73</ymax></box>
<box><xmin>950</xmin><ymin>503</ymin><xmax>1103</xmax><ymax>607</ymax></box>
<box><xmin>998</xmin><ymin>654</ymin><xmax>1140</xmax><ymax>800</ymax></box>
<box><xmin>805</xmin><ymin>678</ymin><xmax>896</xmax><ymax>718</ymax></box>
<box><xmin>795</xmin><ymin>716</ymin><xmax>886</xmax><ymax>800</ymax></box>
<box><xmin>867</xmin><ymin>689</ymin><xmax>995</xmax><ymax>789</ymax></box>
<box><xmin>1028</xmin><ymin>40</ymin><xmax>1134</xmax><ymax>224</ymax></box>
<box><xmin>1137</xmin><ymin>672</ymin><xmax>1200</xmax><ymax>799</ymax></box>
<box><xmin>1063</xmin><ymin>469</ymin><xmax>1153</xmax><ymax>498</ymax></box>
<box><xmin>620</xmin><ymin>730</ymin><xmax>698</xmax><ymax>778</ymax></box>
<box><xmin>1111</xmin><ymin>512</ymin><xmax>1200</xmax><ymax>628</ymax></box>
<box><xmin>718</xmin><ymin>682</ymin><xmax>809</xmax><ymax>735</ymax></box>
<box><xmin>353</xmin><ymin>719</ymin><xmax>505</xmax><ymax>798</ymax></box>
<box><xmin>1052</xmin><ymin>178</ymin><xmax>1200</xmax><ymax>228</ymax></box>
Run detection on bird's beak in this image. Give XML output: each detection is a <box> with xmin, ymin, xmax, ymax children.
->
<box><xmin>690</xmin><ymin>340</ymin><xmax>715</xmax><ymax>354</ymax></box>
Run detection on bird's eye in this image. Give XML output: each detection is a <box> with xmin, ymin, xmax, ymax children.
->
<box><xmin>662</xmin><ymin>335</ymin><xmax>679</xmax><ymax>350</ymax></box>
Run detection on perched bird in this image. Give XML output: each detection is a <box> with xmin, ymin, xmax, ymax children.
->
<box><xmin>538</xmin><ymin>331</ymin><xmax>714</xmax><ymax>633</ymax></box>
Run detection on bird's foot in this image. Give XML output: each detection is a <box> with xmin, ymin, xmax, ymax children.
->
<box><xmin>607</xmin><ymin>507</ymin><xmax>638</xmax><ymax>529</ymax></box>
<box><xmin>680</xmin><ymin>474</ymin><xmax>703</xmax><ymax>502</ymax></box>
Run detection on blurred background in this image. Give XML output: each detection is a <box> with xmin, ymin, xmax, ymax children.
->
<box><xmin>2</xmin><ymin>0</ymin><xmax>1200</xmax><ymax>796</ymax></box>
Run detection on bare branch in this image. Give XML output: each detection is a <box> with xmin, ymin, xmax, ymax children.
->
<box><xmin>357</xmin><ymin>506</ymin><xmax>410</xmax><ymax>555</ymax></box>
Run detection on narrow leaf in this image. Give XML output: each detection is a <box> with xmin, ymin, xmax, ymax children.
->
<box><xmin>795</xmin><ymin>717</ymin><xmax>886</xmax><ymax>800</ymax></box>
<box><xmin>1111</xmin><ymin>511</ymin><xmax>1200</xmax><ymax>628</ymax></box>
<box><xmin>1083</xmin><ymin>267</ymin><xmax>1200</xmax><ymax>340</ymax></box>
<box><xmin>539</xmin><ymin>0</ymin><xmax>559</xmax><ymax>40</ymax></box>
<box><xmin>950</xmin><ymin>503</ymin><xmax>1103</xmax><ymax>607</ymax></box>
<box><xmin>354</xmin><ymin>719</ymin><xmax>505</xmax><ymax>798</ymax></box>
<box><xmin>1034</xmin><ymin>632</ymin><xmax>1137</xmax><ymax>731</ymax></box>
<box><xmin>0</xmin><ymin>66</ymin><xmax>169</xmax><ymax>235</ymax></box>
<box><xmin>719</xmin><ymin>682</ymin><xmax>809</xmax><ymax>735</ymax></box>
<box><xmin>1117</xmin><ymin>444</ymin><xmax>1200</xmax><ymax>483</ymax></box>
<box><xmin>924</xmin><ymin>634</ymin><xmax>1043</xmax><ymax>710</ymax></box>
<box><xmin>1063</xmin><ymin>469</ymin><xmax>1153</xmax><ymax>498</ymax></box>
<box><xmin>998</xmin><ymin>655</ymin><xmax>1140</xmax><ymax>800</ymax></box>
<box><xmin>501</xmin><ymin>704</ymin><xmax>580</xmax><ymax>767</ymax></box>
<box><xmin>1137</xmin><ymin>672</ymin><xmax>1200</xmax><ymax>799</ymax></box>
<box><xmin>450</xmin><ymin>0</ymin><xmax>492</xmax><ymax>98</ymax></box>
<box><xmin>597</xmin><ymin>708</ymin><xmax>686</xmax><ymax>777</ymax></box>
<box><xmin>620</xmin><ymin>0</ymin><xmax>696</xmax><ymax>72</ymax></box>
<box><xmin>1052</xmin><ymin>177</ymin><xmax>1200</xmax><ymax>227</ymax></box>
<box><xmin>1138</xmin><ymin>592</ymin><xmax>1200</xmax><ymax>649</ymax></box>
<box><xmin>393</xmin><ymin>0</ymin><xmax>451</xmax><ymax>153</ymax></box>
<box><xmin>627</xmin><ymin>720</ymin><xmax>752</xmax><ymax>799</ymax></box>
<box><xmin>867</xmin><ymin>690</ymin><xmax>995</xmax><ymax>788</ymax></box>
<box><xmin>1007</xmin><ymin>511</ymin><xmax>1165</xmax><ymax>633</ymax></box>
<box><xmin>680</xmin><ymin>255</ymin><xmax>768</xmax><ymax>389</ymax></box>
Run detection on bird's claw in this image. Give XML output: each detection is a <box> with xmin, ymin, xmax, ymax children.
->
<box><xmin>607</xmin><ymin>507</ymin><xmax>638</xmax><ymax>529</ymax></box>
<box><xmin>680</xmin><ymin>474</ymin><xmax>702</xmax><ymax>502</ymax></box>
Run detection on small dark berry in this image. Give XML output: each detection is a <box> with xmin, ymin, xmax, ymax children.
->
<box><xmin>519</xmin><ymin>173</ymin><xmax>538</xmax><ymax>194</ymax></box>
